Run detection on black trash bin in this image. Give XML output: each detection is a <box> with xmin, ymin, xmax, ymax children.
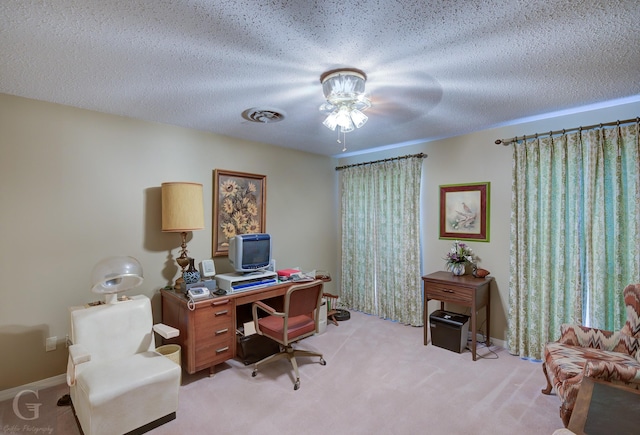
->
<box><xmin>429</xmin><ymin>310</ymin><xmax>470</xmax><ymax>353</ymax></box>
<box><xmin>236</xmin><ymin>333</ymin><xmax>280</xmax><ymax>365</ymax></box>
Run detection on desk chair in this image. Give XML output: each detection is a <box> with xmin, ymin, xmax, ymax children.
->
<box><xmin>251</xmin><ymin>280</ymin><xmax>327</xmax><ymax>390</ymax></box>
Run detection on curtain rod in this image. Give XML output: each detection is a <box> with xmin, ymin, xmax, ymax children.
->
<box><xmin>494</xmin><ymin>117</ymin><xmax>640</xmax><ymax>146</ymax></box>
<box><xmin>335</xmin><ymin>152</ymin><xmax>427</xmax><ymax>171</ymax></box>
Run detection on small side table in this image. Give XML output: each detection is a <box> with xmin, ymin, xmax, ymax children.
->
<box><xmin>422</xmin><ymin>271</ymin><xmax>493</xmax><ymax>361</ymax></box>
<box><xmin>568</xmin><ymin>377</ymin><xmax>640</xmax><ymax>434</ymax></box>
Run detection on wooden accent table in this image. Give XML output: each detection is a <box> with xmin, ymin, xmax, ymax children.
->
<box><xmin>422</xmin><ymin>271</ymin><xmax>493</xmax><ymax>361</ymax></box>
<box><xmin>161</xmin><ymin>282</ymin><xmax>294</xmax><ymax>375</ymax></box>
<box><xmin>568</xmin><ymin>377</ymin><xmax>640</xmax><ymax>434</ymax></box>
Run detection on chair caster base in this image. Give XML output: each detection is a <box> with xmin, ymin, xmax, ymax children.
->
<box><xmin>294</xmin><ymin>379</ymin><xmax>300</xmax><ymax>390</ymax></box>
<box><xmin>320</xmin><ymin>357</ymin><xmax>326</xmax><ymax>366</ymax></box>
<box><xmin>252</xmin><ymin>369</ymin><xmax>258</xmax><ymax>377</ymax></box>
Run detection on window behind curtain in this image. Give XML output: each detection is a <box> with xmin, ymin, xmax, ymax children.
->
<box><xmin>508</xmin><ymin>122</ymin><xmax>640</xmax><ymax>360</ymax></box>
<box><xmin>340</xmin><ymin>157</ymin><xmax>423</xmax><ymax>326</ymax></box>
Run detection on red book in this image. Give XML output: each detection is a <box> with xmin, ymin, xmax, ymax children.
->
<box><xmin>277</xmin><ymin>269</ymin><xmax>300</xmax><ymax>278</ymax></box>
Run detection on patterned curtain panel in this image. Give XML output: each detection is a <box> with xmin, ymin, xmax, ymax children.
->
<box><xmin>340</xmin><ymin>157</ymin><xmax>423</xmax><ymax>326</ymax></box>
<box><xmin>508</xmin><ymin>122</ymin><xmax>640</xmax><ymax>360</ymax></box>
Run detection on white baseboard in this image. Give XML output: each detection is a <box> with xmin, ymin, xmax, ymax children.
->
<box><xmin>0</xmin><ymin>374</ymin><xmax>66</xmax><ymax>402</ymax></box>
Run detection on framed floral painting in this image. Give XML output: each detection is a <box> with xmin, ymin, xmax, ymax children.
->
<box><xmin>439</xmin><ymin>182</ymin><xmax>490</xmax><ymax>242</ymax></box>
<box><xmin>212</xmin><ymin>169</ymin><xmax>266</xmax><ymax>256</ymax></box>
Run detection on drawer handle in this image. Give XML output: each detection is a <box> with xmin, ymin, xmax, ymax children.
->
<box><xmin>443</xmin><ymin>289</ymin><xmax>455</xmax><ymax>293</ymax></box>
<box><xmin>215</xmin><ymin>328</ymin><xmax>229</xmax><ymax>335</ymax></box>
<box><xmin>215</xmin><ymin>310</ymin><xmax>229</xmax><ymax>316</ymax></box>
<box><xmin>216</xmin><ymin>346</ymin><xmax>229</xmax><ymax>354</ymax></box>
<box><xmin>212</xmin><ymin>299</ymin><xmax>230</xmax><ymax>306</ymax></box>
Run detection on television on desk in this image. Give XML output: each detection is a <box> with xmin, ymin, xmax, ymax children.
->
<box><xmin>228</xmin><ymin>233</ymin><xmax>272</xmax><ymax>274</ymax></box>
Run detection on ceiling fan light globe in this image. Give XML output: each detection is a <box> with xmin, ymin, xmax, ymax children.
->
<box><xmin>321</xmin><ymin>70</ymin><xmax>366</xmax><ymax>99</ymax></box>
<box><xmin>340</xmin><ymin>123</ymin><xmax>355</xmax><ymax>133</ymax></box>
<box><xmin>323</xmin><ymin>112</ymin><xmax>339</xmax><ymax>130</ymax></box>
<box><xmin>350</xmin><ymin>109</ymin><xmax>368</xmax><ymax>128</ymax></box>
<box><xmin>335</xmin><ymin>107</ymin><xmax>352</xmax><ymax>127</ymax></box>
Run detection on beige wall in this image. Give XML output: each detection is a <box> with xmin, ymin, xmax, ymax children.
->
<box><xmin>337</xmin><ymin>98</ymin><xmax>640</xmax><ymax>346</ymax></box>
<box><xmin>2</xmin><ymin>91</ymin><xmax>638</xmax><ymax>391</ymax></box>
<box><xmin>0</xmin><ymin>93</ymin><xmax>338</xmax><ymax>390</ymax></box>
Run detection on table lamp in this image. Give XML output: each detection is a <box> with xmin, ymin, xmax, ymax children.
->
<box><xmin>161</xmin><ymin>182</ymin><xmax>205</xmax><ymax>290</ymax></box>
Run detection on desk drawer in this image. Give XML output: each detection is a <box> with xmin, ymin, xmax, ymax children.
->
<box><xmin>425</xmin><ymin>282</ymin><xmax>473</xmax><ymax>304</ymax></box>
<box><xmin>196</xmin><ymin>336</ymin><xmax>235</xmax><ymax>369</ymax></box>
<box><xmin>194</xmin><ymin>299</ymin><xmax>234</xmax><ymax>348</ymax></box>
<box><xmin>194</xmin><ymin>320</ymin><xmax>234</xmax><ymax>348</ymax></box>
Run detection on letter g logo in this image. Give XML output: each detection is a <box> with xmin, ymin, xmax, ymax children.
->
<box><xmin>13</xmin><ymin>389</ymin><xmax>41</xmax><ymax>421</ymax></box>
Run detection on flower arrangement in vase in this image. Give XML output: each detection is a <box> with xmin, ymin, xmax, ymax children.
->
<box><xmin>444</xmin><ymin>240</ymin><xmax>475</xmax><ymax>276</ymax></box>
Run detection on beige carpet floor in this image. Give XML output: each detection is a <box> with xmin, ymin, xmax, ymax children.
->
<box><xmin>1</xmin><ymin>310</ymin><xmax>564</xmax><ymax>434</ymax></box>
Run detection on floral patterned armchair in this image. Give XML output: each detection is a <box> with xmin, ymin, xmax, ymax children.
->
<box><xmin>542</xmin><ymin>283</ymin><xmax>640</xmax><ymax>426</ymax></box>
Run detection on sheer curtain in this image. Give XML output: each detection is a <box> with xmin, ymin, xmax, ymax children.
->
<box><xmin>340</xmin><ymin>157</ymin><xmax>423</xmax><ymax>326</ymax></box>
<box><xmin>508</xmin><ymin>122</ymin><xmax>640</xmax><ymax>360</ymax></box>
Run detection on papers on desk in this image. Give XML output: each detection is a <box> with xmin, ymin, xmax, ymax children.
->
<box><xmin>290</xmin><ymin>270</ymin><xmax>316</xmax><ymax>282</ymax></box>
<box><xmin>243</xmin><ymin>321</ymin><xmax>256</xmax><ymax>336</ymax></box>
<box><xmin>292</xmin><ymin>278</ymin><xmax>314</xmax><ymax>283</ymax></box>
<box><xmin>278</xmin><ymin>268</ymin><xmax>317</xmax><ymax>282</ymax></box>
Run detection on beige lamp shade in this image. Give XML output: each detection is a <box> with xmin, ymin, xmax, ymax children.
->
<box><xmin>161</xmin><ymin>182</ymin><xmax>205</xmax><ymax>232</ymax></box>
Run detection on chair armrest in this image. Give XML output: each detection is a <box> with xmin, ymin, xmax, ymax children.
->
<box><xmin>67</xmin><ymin>344</ymin><xmax>91</xmax><ymax>387</ymax></box>
<box><xmin>253</xmin><ymin>300</ymin><xmax>279</xmax><ymax>316</ymax></box>
<box><xmin>153</xmin><ymin>323</ymin><xmax>179</xmax><ymax>339</ymax></box>
<box><xmin>611</xmin><ymin>333</ymin><xmax>640</xmax><ymax>359</ymax></box>
<box><xmin>68</xmin><ymin>343</ymin><xmax>91</xmax><ymax>365</ymax></box>
<box><xmin>584</xmin><ymin>359</ymin><xmax>640</xmax><ymax>384</ymax></box>
<box><xmin>558</xmin><ymin>324</ymin><xmax>617</xmax><ymax>350</ymax></box>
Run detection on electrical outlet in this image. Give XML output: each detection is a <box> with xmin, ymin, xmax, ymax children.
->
<box><xmin>46</xmin><ymin>336</ymin><xmax>57</xmax><ymax>352</ymax></box>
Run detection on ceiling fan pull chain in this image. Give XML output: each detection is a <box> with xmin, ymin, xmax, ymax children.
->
<box><xmin>337</xmin><ymin>129</ymin><xmax>348</xmax><ymax>152</ymax></box>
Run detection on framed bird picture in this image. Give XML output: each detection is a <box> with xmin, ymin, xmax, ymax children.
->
<box><xmin>439</xmin><ymin>182</ymin><xmax>490</xmax><ymax>242</ymax></box>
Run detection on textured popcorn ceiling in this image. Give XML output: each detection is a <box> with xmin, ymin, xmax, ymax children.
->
<box><xmin>1</xmin><ymin>0</ymin><xmax>639</xmax><ymax>156</ymax></box>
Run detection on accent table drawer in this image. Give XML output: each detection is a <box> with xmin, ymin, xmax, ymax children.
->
<box><xmin>424</xmin><ymin>282</ymin><xmax>473</xmax><ymax>304</ymax></box>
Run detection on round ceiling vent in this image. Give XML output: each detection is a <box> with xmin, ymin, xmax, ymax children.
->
<box><xmin>242</xmin><ymin>108</ymin><xmax>286</xmax><ymax>123</ymax></box>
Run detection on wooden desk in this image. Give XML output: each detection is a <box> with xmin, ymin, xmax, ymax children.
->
<box><xmin>161</xmin><ymin>282</ymin><xmax>294</xmax><ymax>375</ymax></box>
<box><xmin>568</xmin><ymin>377</ymin><xmax>640</xmax><ymax>435</ymax></box>
<box><xmin>422</xmin><ymin>271</ymin><xmax>493</xmax><ymax>361</ymax></box>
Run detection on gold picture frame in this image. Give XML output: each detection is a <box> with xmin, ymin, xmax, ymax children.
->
<box><xmin>212</xmin><ymin>169</ymin><xmax>266</xmax><ymax>257</ymax></box>
<box><xmin>439</xmin><ymin>182</ymin><xmax>490</xmax><ymax>242</ymax></box>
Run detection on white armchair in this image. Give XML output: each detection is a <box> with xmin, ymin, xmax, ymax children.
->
<box><xmin>66</xmin><ymin>294</ymin><xmax>181</xmax><ymax>435</ymax></box>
